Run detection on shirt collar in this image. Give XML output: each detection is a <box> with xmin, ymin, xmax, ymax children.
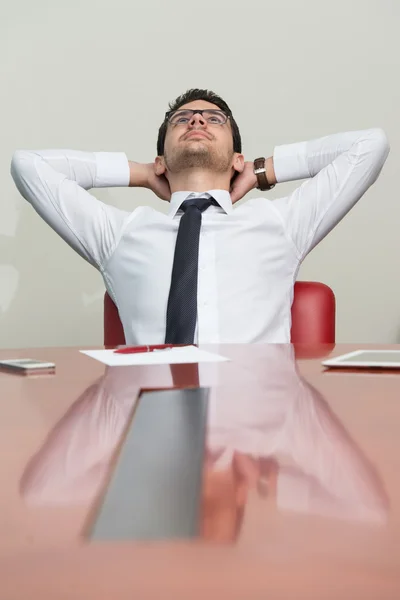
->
<box><xmin>167</xmin><ymin>190</ymin><xmax>233</xmax><ymax>218</ymax></box>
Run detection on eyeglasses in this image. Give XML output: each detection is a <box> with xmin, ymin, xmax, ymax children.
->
<box><xmin>165</xmin><ymin>109</ymin><xmax>229</xmax><ymax>126</ymax></box>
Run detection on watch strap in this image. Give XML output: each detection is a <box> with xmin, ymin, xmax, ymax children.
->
<box><xmin>254</xmin><ymin>157</ymin><xmax>275</xmax><ymax>191</ymax></box>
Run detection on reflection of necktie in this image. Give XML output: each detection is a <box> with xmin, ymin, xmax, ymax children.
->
<box><xmin>165</xmin><ymin>197</ymin><xmax>215</xmax><ymax>344</ymax></box>
<box><xmin>170</xmin><ymin>363</ymin><xmax>200</xmax><ymax>388</ymax></box>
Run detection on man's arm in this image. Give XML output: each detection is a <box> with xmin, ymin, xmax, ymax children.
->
<box><xmin>20</xmin><ymin>374</ymin><xmax>131</xmax><ymax>504</ymax></box>
<box><xmin>271</xmin><ymin>128</ymin><xmax>390</xmax><ymax>259</ymax></box>
<box><xmin>19</xmin><ymin>365</ymin><xmax>147</xmax><ymax>505</ymax></box>
<box><xmin>11</xmin><ymin>150</ymin><xmax>131</xmax><ymax>268</ymax></box>
<box><xmin>279</xmin><ymin>378</ymin><xmax>389</xmax><ymax>523</ymax></box>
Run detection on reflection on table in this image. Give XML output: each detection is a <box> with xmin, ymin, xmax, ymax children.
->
<box><xmin>20</xmin><ymin>345</ymin><xmax>389</xmax><ymax>544</ymax></box>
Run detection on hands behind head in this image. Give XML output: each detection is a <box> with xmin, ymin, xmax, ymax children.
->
<box><xmin>145</xmin><ymin>159</ymin><xmax>258</xmax><ymax>204</ymax></box>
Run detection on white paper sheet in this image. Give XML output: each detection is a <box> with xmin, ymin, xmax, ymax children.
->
<box><xmin>80</xmin><ymin>346</ymin><xmax>230</xmax><ymax>366</ymax></box>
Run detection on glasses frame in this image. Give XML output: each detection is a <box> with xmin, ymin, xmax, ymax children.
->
<box><xmin>165</xmin><ymin>109</ymin><xmax>230</xmax><ymax>126</ymax></box>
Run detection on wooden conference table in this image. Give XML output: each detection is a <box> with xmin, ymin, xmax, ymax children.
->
<box><xmin>0</xmin><ymin>343</ymin><xmax>400</xmax><ymax>599</ymax></box>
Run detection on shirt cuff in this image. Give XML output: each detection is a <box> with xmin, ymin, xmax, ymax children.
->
<box><xmin>273</xmin><ymin>141</ymin><xmax>309</xmax><ymax>183</ymax></box>
<box><xmin>93</xmin><ymin>152</ymin><xmax>130</xmax><ymax>187</ymax></box>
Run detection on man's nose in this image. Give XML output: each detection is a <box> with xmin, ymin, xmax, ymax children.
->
<box><xmin>188</xmin><ymin>112</ymin><xmax>207</xmax><ymax>128</ymax></box>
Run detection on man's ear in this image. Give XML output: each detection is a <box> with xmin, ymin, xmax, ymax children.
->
<box><xmin>155</xmin><ymin>156</ymin><xmax>166</xmax><ymax>176</ymax></box>
<box><xmin>232</xmin><ymin>153</ymin><xmax>245</xmax><ymax>177</ymax></box>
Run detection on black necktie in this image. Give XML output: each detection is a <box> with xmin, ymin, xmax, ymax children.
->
<box><xmin>165</xmin><ymin>196</ymin><xmax>216</xmax><ymax>344</ymax></box>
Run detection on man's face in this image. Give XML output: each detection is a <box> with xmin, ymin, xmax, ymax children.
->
<box><xmin>162</xmin><ymin>100</ymin><xmax>237</xmax><ymax>176</ymax></box>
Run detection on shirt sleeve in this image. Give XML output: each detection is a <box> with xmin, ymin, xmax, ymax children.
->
<box><xmin>280</xmin><ymin>379</ymin><xmax>389</xmax><ymax>524</ymax></box>
<box><xmin>19</xmin><ymin>368</ymin><xmax>138</xmax><ymax>505</ymax></box>
<box><xmin>10</xmin><ymin>149</ymin><xmax>131</xmax><ymax>268</ymax></box>
<box><xmin>271</xmin><ymin>128</ymin><xmax>390</xmax><ymax>260</ymax></box>
<box><xmin>277</xmin><ymin>465</ymin><xmax>386</xmax><ymax>524</ymax></box>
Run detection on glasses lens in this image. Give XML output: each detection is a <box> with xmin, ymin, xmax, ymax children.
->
<box><xmin>203</xmin><ymin>110</ymin><xmax>227</xmax><ymax>124</ymax></box>
<box><xmin>168</xmin><ymin>109</ymin><xmax>227</xmax><ymax>125</ymax></box>
<box><xmin>169</xmin><ymin>110</ymin><xmax>193</xmax><ymax>125</ymax></box>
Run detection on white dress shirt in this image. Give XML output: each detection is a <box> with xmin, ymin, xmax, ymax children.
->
<box><xmin>11</xmin><ymin>129</ymin><xmax>389</xmax><ymax>343</ymax></box>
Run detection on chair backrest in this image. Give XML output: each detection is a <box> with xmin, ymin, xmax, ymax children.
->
<box><xmin>104</xmin><ymin>281</ymin><xmax>335</xmax><ymax>347</ymax></box>
<box><xmin>290</xmin><ymin>281</ymin><xmax>335</xmax><ymax>344</ymax></box>
<box><xmin>104</xmin><ymin>291</ymin><xmax>126</xmax><ymax>347</ymax></box>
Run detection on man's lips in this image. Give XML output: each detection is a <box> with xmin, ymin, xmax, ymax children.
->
<box><xmin>184</xmin><ymin>131</ymin><xmax>211</xmax><ymax>140</ymax></box>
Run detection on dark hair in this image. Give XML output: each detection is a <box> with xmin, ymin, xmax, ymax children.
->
<box><xmin>157</xmin><ymin>88</ymin><xmax>242</xmax><ymax>156</ymax></box>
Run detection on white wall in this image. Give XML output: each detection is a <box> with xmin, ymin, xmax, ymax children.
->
<box><xmin>1</xmin><ymin>0</ymin><xmax>398</xmax><ymax>349</ymax></box>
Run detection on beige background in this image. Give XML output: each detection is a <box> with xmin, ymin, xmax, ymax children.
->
<box><xmin>0</xmin><ymin>0</ymin><xmax>398</xmax><ymax>349</ymax></box>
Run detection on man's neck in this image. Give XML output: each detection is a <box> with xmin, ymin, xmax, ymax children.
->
<box><xmin>168</xmin><ymin>169</ymin><xmax>231</xmax><ymax>193</ymax></box>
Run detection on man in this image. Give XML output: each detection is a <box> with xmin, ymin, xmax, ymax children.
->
<box><xmin>11</xmin><ymin>89</ymin><xmax>390</xmax><ymax>344</ymax></box>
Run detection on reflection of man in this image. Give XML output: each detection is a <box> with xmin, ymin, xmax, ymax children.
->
<box><xmin>201</xmin><ymin>346</ymin><xmax>389</xmax><ymax>542</ymax></box>
<box><xmin>21</xmin><ymin>346</ymin><xmax>388</xmax><ymax>543</ymax></box>
<box><xmin>11</xmin><ymin>89</ymin><xmax>389</xmax><ymax>345</ymax></box>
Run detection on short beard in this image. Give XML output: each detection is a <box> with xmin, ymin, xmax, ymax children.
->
<box><xmin>164</xmin><ymin>143</ymin><xmax>233</xmax><ymax>174</ymax></box>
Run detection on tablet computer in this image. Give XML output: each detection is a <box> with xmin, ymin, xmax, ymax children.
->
<box><xmin>322</xmin><ymin>350</ymin><xmax>400</xmax><ymax>369</ymax></box>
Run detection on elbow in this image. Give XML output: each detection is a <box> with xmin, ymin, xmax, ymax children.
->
<box><xmin>10</xmin><ymin>150</ymin><xmax>38</xmax><ymax>196</ymax></box>
<box><xmin>369</xmin><ymin>128</ymin><xmax>390</xmax><ymax>162</ymax></box>
<box><xmin>10</xmin><ymin>149</ymin><xmax>33</xmax><ymax>180</ymax></box>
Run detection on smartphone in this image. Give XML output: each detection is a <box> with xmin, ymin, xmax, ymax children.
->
<box><xmin>0</xmin><ymin>358</ymin><xmax>56</xmax><ymax>375</ymax></box>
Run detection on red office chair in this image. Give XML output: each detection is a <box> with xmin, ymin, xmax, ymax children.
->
<box><xmin>290</xmin><ymin>281</ymin><xmax>335</xmax><ymax>344</ymax></box>
<box><xmin>104</xmin><ymin>281</ymin><xmax>335</xmax><ymax>347</ymax></box>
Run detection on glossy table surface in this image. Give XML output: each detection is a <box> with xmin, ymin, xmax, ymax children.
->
<box><xmin>0</xmin><ymin>343</ymin><xmax>400</xmax><ymax>599</ymax></box>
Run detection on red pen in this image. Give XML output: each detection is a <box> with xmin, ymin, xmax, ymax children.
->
<box><xmin>114</xmin><ymin>344</ymin><xmax>191</xmax><ymax>354</ymax></box>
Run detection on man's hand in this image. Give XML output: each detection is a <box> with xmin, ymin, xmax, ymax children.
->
<box><xmin>129</xmin><ymin>161</ymin><xmax>171</xmax><ymax>201</ymax></box>
<box><xmin>230</xmin><ymin>157</ymin><xmax>276</xmax><ymax>204</ymax></box>
<box><xmin>230</xmin><ymin>161</ymin><xmax>257</xmax><ymax>204</ymax></box>
<box><xmin>145</xmin><ymin>162</ymin><xmax>171</xmax><ymax>201</ymax></box>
